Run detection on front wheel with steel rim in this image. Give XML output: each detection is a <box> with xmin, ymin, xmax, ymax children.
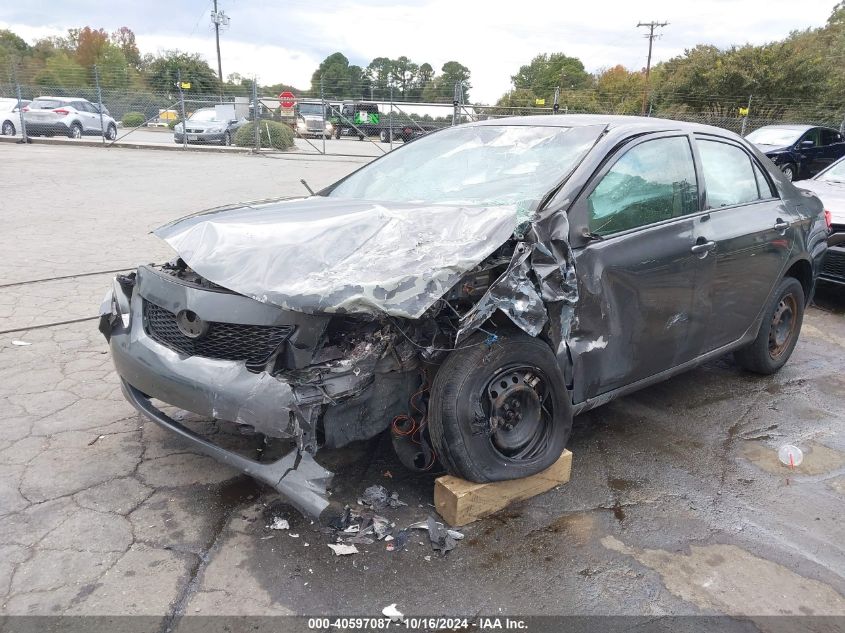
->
<box><xmin>105</xmin><ymin>124</ymin><xmax>117</xmax><ymax>141</ymax></box>
<box><xmin>222</xmin><ymin>131</ymin><xmax>231</xmax><ymax>146</ymax></box>
<box><xmin>734</xmin><ymin>277</ymin><xmax>805</xmax><ymax>374</ymax></box>
<box><xmin>428</xmin><ymin>331</ymin><xmax>572</xmax><ymax>482</ymax></box>
<box><xmin>2</xmin><ymin>121</ymin><xmax>14</xmax><ymax>136</ymax></box>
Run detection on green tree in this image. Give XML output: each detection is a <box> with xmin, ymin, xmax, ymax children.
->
<box><xmin>143</xmin><ymin>50</ymin><xmax>220</xmax><ymax>94</ymax></box>
<box><xmin>510</xmin><ymin>53</ymin><xmax>591</xmax><ymax>104</ymax></box>
<box><xmin>595</xmin><ymin>65</ymin><xmax>645</xmax><ymax>114</ymax></box>
<box><xmin>31</xmin><ymin>52</ymin><xmax>88</xmax><ymax>88</ymax></box>
<box><xmin>311</xmin><ymin>52</ymin><xmax>364</xmax><ymax>99</ymax></box>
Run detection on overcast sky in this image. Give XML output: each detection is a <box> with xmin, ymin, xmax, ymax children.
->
<box><xmin>0</xmin><ymin>0</ymin><xmax>837</xmax><ymax>103</ymax></box>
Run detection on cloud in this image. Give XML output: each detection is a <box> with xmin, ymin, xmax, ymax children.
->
<box><xmin>0</xmin><ymin>0</ymin><xmax>836</xmax><ymax>103</ymax></box>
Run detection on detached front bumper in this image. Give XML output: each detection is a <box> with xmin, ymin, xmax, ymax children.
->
<box><xmin>99</xmin><ymin>266</ymin><xmax>333</xmax><ymax>516</ymax></box>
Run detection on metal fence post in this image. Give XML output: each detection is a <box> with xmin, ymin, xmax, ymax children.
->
<box><xmin>553</xmin><ymin>86</ymin><xmax>560</xmax><ymax>114</ymax></box>
<box><xmin>389</xmin><ymin>83</ymin><xmax>394</xmax><ymax>150</ymax></box>
<box><xmin>177</xmin><ymin>69</ymin><xmax>187</xmax><ymax>150</ymax></box>
<box><xmin>320</xmin><ymin>76</ymin><xmax>326</xmax><ymax>155</ymax></box>
<box><xmin>94</xmin><ymin>65</ymin><xmax>105</xmax><ymax>145</ymax></box>
<box><xmin>252</xmin><ymin>78</ymin><xmax>260</xmax><ymax>152</ymax></box>
<box><xmin>452</xmin><ymin>82</ymin><xmax>460</xmax><ymax>126</ymax></box>
<box><xmin>740</xmin><ymin>95</ymin><xmax>752</xmax><ymax>137</ymax></box>
<box><xmin>12</xmin><ymin>65</ymin><xmax>28</xmax><ymax>142</ymax></box>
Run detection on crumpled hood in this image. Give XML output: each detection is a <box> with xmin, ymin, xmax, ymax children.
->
<box><xmin>154</xmin><ymin>197</ymin><xmax>519</xmax><ymax>319</ymax></box>
<box><xmin>754</xmin><ymin>143</ymin><xmax>790</xmax><ymax>155</ymax></box>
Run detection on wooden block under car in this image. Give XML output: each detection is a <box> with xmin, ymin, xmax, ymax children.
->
<box><xmin>434</xmin><ymin>449</ymin><xmax>572</xmax><ymax>527</ymax></box>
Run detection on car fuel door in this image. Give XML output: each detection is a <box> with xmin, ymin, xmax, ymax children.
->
<box><xmin>566</xmin><ymin>133</ymin><xmax>705</xmax><ymax>403</ymax></box>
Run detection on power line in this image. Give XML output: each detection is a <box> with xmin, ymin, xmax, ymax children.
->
<box><xmin>637</xmin><ymin>20</ymin><xmax>668</xmax><ymax>115</ymax></box>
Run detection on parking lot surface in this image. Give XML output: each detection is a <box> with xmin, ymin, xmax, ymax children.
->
<box><xmin>1</xmin><ymin>143</ymin><xmax>844</xmax><ymax>627</ymax></box>
<box><xmin>2</xmin><ymin>125</ymin><xmax>393</xmax><ymax>157</ymax></box>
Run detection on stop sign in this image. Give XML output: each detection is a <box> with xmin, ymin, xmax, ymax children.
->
<box><xmin>279</xmin><ymin>91</ymin><xmax>296</xmax><ymax>108</ymax></box>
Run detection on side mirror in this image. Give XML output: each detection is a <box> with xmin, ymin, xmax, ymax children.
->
<box><xmin>799</xmin><ymin>139</ymin><xmax>814</xmax><ymax>148</ymax></box>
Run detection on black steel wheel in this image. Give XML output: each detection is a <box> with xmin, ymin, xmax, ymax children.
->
<box><xmin>735</xmin><ymin>276</ymin><xmax>804</xmax><ymax>374</ymax></box>
<box><xmin>429</xmin><ymin>331</ymin><xmax>572</xmax><ymax>482</ymax></box>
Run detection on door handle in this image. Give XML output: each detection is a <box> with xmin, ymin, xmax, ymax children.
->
<box><xmin>691</xmin><ymin>240</ymin><xmax>716</xmax><ymax>255</ymax></box>
<box><xmin>774</xmin><ymin>219</ymin><xmax>790</xmax><ymax>232</ymax></box>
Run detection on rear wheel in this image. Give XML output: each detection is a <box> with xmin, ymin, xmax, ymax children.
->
<box><xmin>68</xmin><ymin>123</ymin><xmax>82</xmax><ymax>139</ymax></box>
<box><xmin>780</xmin><ymin>163</ymin><xmax>797</xmax><ymax>181</ymax></box>
<box><xmin>380</xmin><ymin>129</ymin><xmax>389</xmax><ymax>143</ymax></box>
<box><xmin>734</xmin><ymin>277</ymin><xmax>804</xmax><ymax>374</ymax></box>
<box><xmin>2</xmin><ymin>121</ymin><xmax>14</xmax><ymax>136</ymax></box>
<box><xmin>428</xmin><ymin>331</ymin><xmax>572</xmax><ymax>482</ymax></box>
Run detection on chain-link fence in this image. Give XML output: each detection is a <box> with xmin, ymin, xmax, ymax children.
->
<box><xmin>2</xmin><ymin>62</ymin><xmax>844</xmax><ymax>157</ymax></box>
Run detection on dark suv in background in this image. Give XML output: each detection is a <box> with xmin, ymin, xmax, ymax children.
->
<box><xmin>747</xmin><ymin>124</ymin><xmax>845</xmax><ymax>181</ymax></box>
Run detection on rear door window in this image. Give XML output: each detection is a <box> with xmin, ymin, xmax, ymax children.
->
<box><xmin>821</xmin><ymin>129</ymin><xmax>842</xmax><ymax>146</ymax></box>
<box><xmin>698</xmin><ymin>139</ymin><xmax>760</xmax><ymax>207</ymax></box>
<box><xmin>588</xmin><ymin>136</ymin><xmax>699</xmax><ymax>236</ymax></box>
<box><xmin>752</xmin><ymin>161</ymin><xmax>776</xmax><ymax>199</ymax></box>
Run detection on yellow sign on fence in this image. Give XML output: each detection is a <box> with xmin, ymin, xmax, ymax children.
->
<box><xmin>535</xmin><ymin>98</ymin><xmax>546</xmax><ymax>106</ymax></box>
<box><xmin>179</xmin><ymin>82</ymin><xmax>191</xmax><ymax>90</ymax></box>
<box><xmin>738</xmin><ymin>107</ymin><xmax>749</xmax><ymax>116</ymax></box>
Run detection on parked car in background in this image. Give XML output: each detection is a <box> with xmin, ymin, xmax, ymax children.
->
<box><xmin>796</xmin><ymin>156</ymin><xmax>845</xmax><ymax>286</ymax></box>
<box><xmin>23</xmin><ymin>96</ymin><xmax>117</xmax><ymax>140</ymax></box>
<box><xmin>0</xmin><ymin>97</ymin><xmax>30</xmax><ymax>136</ymax></box>
<box><xmin>747</xmin><ymin>124</ymin><xmax>845</xmax><ymax>181</ymax></box>
<box><xmin>100</xmin><ymin>115</ymin><xmax>828</xmax><ymax>517</ymax></box>
<box><xmin>173</xmin><ymin>108</ymin><xmax>247</xmax><ymax>146</ymax></box>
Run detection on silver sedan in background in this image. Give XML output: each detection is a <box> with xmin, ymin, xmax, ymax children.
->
<box><xmin>173</xmin><ymin>108</ymin><xmax>247</xmax><ymax>146</ymax></box>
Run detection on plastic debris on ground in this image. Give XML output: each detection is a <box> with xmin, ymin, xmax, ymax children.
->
<box><xmin>268</xmin><ymin>517</ymin><xmax>289</xmax><ymax>531</ymax></box>
<box><xmin>11</xmin><ymin>340</ymin><xmax>31</xmax><ymax>346</ymax></box>
<box><xmin>407</xmin><ymin>516</ymin><xmax>463</xmax><ymax>554</ymax></box>
<box><xmin>327</xmin><ymin>543</ymin><xmax>359</xmax><ymax>556</ymax></box>
<box><xmin>324</xmin><ymin>504</ymin><xmax>396</xmax><ymax>547</ymax></box>
<box><xmin>359</xmin><ymin>484</ymin><xmax>407</xmax><ymax>510</ymax></box>
<box><xmin>382</xmin><ymin>604</ymin><xmax>405</xmax><ymax>622</ymax></box>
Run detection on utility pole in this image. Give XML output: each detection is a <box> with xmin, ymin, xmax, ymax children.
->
<box><xmin>637</xmin><ymin>20</ymin><xmax>668</xmax><ymax>116</ymax></box>
<box><xmin>211</xmin><ymin>0</ymin><xmax>230</xmax><ymax>84</ymax></box>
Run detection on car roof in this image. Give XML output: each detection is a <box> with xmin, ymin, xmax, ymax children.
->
<box><xmin>750</xmin><ymin>124</ymin><xmax>814</xmax><ymax>132</ymax></box>
<box><xmin>468</xmin><ymin>113</ymin><xmax>743</xmax><ymax>137</ymax></box>
<box><xmin>33</xmin><ymin>96</ymin><xmax>89</xmax><ymax>103</ymax></box>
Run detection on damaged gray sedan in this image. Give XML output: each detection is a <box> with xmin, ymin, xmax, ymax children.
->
<box><xmin>100</xmin><ymin>115</ymin><xmax>829</xmax><ymax>516</ymax></box>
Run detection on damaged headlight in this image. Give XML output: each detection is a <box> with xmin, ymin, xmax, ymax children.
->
<box><xmin>98</xmin><ymin>275</ymin><xmax>133</xmax><ymax>338</ymax></box>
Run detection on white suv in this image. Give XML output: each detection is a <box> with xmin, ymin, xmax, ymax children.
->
<box><xmin>23</xmin><ymin>96</ymin><xmax>117</xmax><ymax>140</ymax></box>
